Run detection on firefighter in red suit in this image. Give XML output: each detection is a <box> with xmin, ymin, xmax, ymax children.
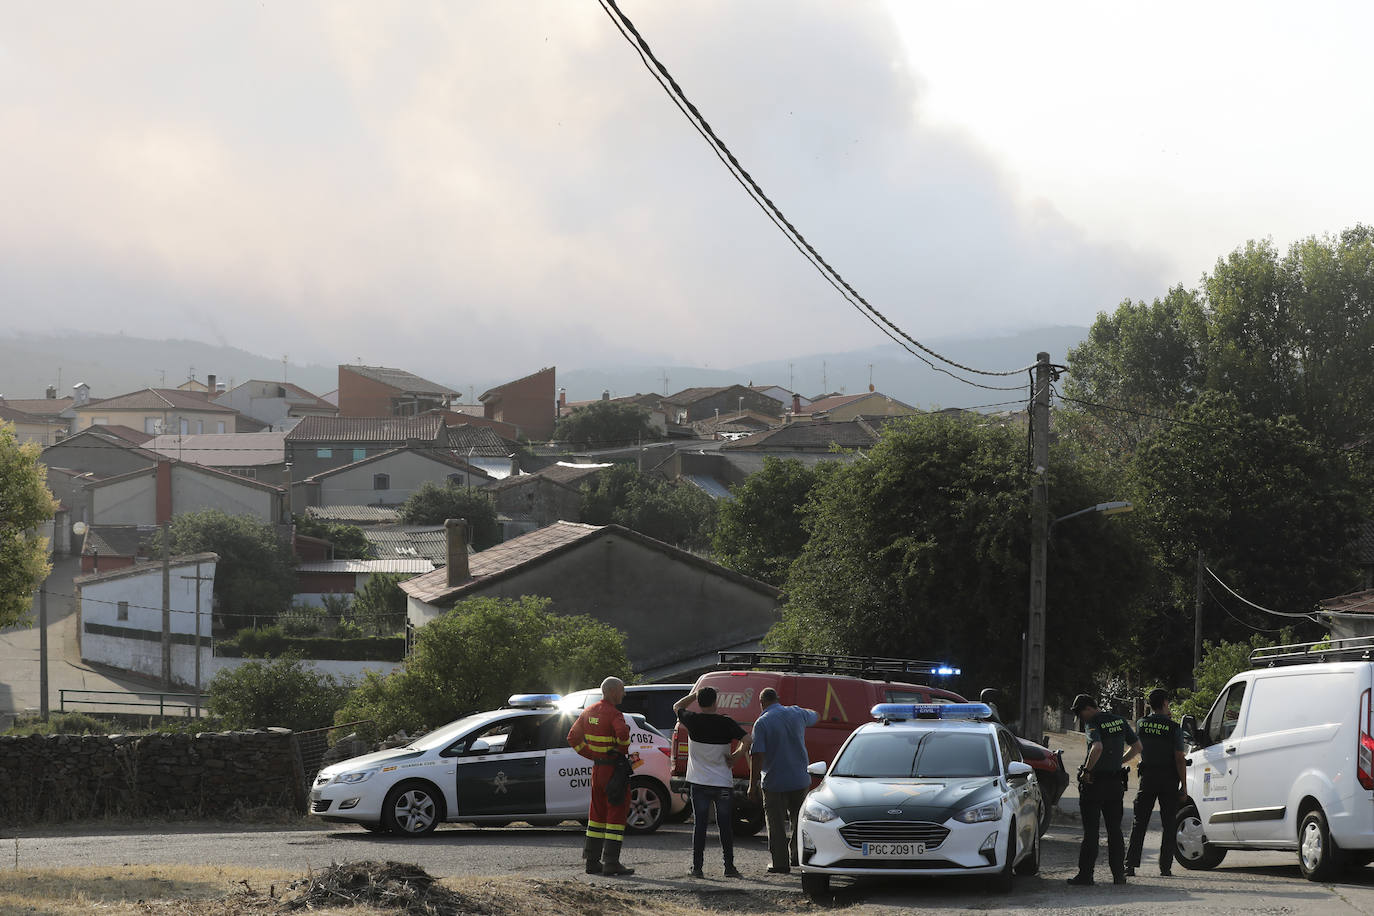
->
<box><xmin>567</xmin><ymin>675</ymin><xmax>635</xmax><ymax>876</ymax></box>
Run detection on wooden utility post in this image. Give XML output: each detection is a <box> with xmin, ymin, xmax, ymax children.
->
<box><xmin>161</xmin><ymin>522</ymin><xmax>171</xmax><ymax>688</ymax></box>
<box><xmin>1194</xmin><ymin>549</ymin><xmax>1205</xmax><ymax>685</ymax></box>
<box><xmin>1022</xmin><ymin>352</ymin><xmax>1052</xmax><ymax>739</ymax></box>
<box><xmin>39</xmin><ymin>584</ymin><xmax>49</xmax><ymax>720</ymax></box>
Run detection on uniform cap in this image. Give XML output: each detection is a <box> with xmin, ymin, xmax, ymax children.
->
<box><xmin>1070</xmin><ymin>693</ymin><xmax>1096</xmax><ymax>714</ymax></box>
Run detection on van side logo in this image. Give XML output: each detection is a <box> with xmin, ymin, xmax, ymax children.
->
<box><xmin>823</xmin><ymin>682</ymin><xmax>848</xmax><ymax>722</ymax></box>
<box><xmin>715</xmin><ymin>689</ymin><xmax>755</xmax><ymax>710</ymax></box>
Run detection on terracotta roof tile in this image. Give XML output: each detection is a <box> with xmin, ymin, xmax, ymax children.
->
<box><xmin>341</xmin><ymin>365</ymin><xmax>458</xmax><ymax>396</ymax></box>
<box><xmin>285</xmin><ymin>415</ymin><xmax>446</xmax><ymax>443</ymax></box>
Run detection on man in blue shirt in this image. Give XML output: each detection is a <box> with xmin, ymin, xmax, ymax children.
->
<box><xmin>747</xmin><ymin>687</ymin><xmax>819</xmax><ymax>874</ymax></box>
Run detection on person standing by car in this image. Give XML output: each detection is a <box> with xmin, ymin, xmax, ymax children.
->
<box><xmin>1126</xmin><ymin>688</ymin><xmax>1187</xmax><ymax>877</ymax></box>
<box><xmin>568</xmin><ymin>676</ymin><xmax>635</xmax><ymax>876</ymax></box>
<box><xmin>747</xmin><ymin>687</ymin><xmax>819</xmax><ymax>875</ymax></box>
<box><xmin>674</xmin><ymin>687</ymin><xmax>752</xmax><ymax>878</ymax></box>
<box><xmin>1067</xmin><ymin>694</ymin><xmax>1141</xmax><ymax>887</ymax></box>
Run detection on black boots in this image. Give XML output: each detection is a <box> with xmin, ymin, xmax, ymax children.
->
<box><xmin>602</xmin><ymin>840</ymin><xmax>635</xmax><ymax>876</ymax></box>
<box><xmin>583</xmin><ymin>837</ymin><xmax>604</xmax><ymax>874</ymax></box>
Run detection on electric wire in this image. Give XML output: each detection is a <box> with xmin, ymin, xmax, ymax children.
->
<box><xmin>1204</xmin><ymin>565</ymin><xmax>1320</xmax><ymax>620</ymax></box>
<box><xmin>595</xmin><ymin>0</ymin><xmax>1036</xmax><ymax>384</ymax></box>
<box><xmin>1202</xmin><ymin>581</ymin><xmax>1292</xmax><ymax>633</ymax></box>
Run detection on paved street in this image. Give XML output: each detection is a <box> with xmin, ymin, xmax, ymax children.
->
<box><xmin>0</xmin><ymin>555</ymin><xmax>168</xmax><ymax>726</ymax></box>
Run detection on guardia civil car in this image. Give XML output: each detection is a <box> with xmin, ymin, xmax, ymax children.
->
<box><xmin>797</xmin><ymin>703</ymin><xmax>1042</xmax><ymax>899</ymax></box>
<box><xmin>310</xmin><ymin>695</ymin><xmax>676</xmax><ymax>836</ymax></box>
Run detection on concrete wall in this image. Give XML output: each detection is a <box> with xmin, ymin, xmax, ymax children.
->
<box><xmin>0</xmin><ymin>730</ymin><xmax>305</xmax><ymax>824</ymax></box>
<box><xmin>315</xmin><ymin>451</ymin><xmax>481</xmax><ymax>507</ymax></box>
<box><xmin>92</xmin><ymin>466</ymin><xmax>278</xmax><ymax>526</ymax></box>
<box><xmin>409</xmin><ymin>534</ymin><xmax>778</xmax><ymax>671</ymax></box>
<box><xmin>91</xmin><ymin>474</ymin><xmax>159</xmax><ymax>525</ymax></box>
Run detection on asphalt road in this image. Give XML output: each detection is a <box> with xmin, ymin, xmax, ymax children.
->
<box><xmin>9</xmin><ymin>819</ymin><xmax>1374</xmax><ymax>914</ymax></box>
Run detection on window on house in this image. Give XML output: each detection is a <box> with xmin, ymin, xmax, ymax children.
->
<box><xmin>179</xmin><ymin>418</ymin><xmax>189</xmax><ymax>435</ymax></box>
<box><xmin>447</xmin><ymin>473</ymin><xmax>464</xmax><ymax>486</ymax></box>
<box><xmin>92</xmin><ymin>418</ymin><xmax>108</xmax><ymax>426</ymax></box>
<box><xmin>317</xmin><ymin>448</ymin><xmax>332</xmax><ymax>458</ymax></box>
<box><xmin>196</xmin><ymin>420</ymin><xmax>204</xmax><ymax>434</ymax></box>
<box><xmin>216</xmin><ymin>421</ymin><xmax>226</xmax><ymax>434</ymax></box>
<box><xmin>117</xmin><ymin>601</ymin><xmax>129</xmax><ymax>621</ymax></box>
<box><xmin>374</xmin><ymin>473</ymin><xmax>390</xmax><ymax>491</ymax></box>
<box><xmin>144</xmin><ymin>417</ymin><xmax>159</xmax><ymax>434</ymax></box>
<box><xmin>353</xmin><ymin>448</ymin><xmax>366</xmax><ymax>462</ymax></box>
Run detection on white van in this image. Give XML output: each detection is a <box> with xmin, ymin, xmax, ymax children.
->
<box><xmin>1178</xmin><ymin>637</ymin><xmax>1374</xmax><ymax>880</ymax></box>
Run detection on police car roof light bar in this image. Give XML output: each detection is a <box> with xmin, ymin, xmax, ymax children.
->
<box><xmin>718</xmin><ymin>651</ymin><xmax>961</xmax><ymax>679</ymax></box>
<box><xmin>870</xmin><ymin>702</ymin><xmax>994</xmax><ymax>722</ymax></box>
<box><xmin>1250</xmin><ymin>636</ymin><xmax>1374</xmax><ymax>668</ymax></box>
<box><xmin>506</xmin><ymin>693</ymin><xmax>563</xmax><ymax>708</ymax></box>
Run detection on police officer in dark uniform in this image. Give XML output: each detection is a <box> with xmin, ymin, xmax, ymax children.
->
<box><xmin>1068</xmin><ymin>694</ymin><xmax>1142</xmax><ymax>886</ymax></box>
<box><xmin>1126</xmin><ymin>688</ymin><xmax>1187</xmax><ymax>876</ymax></box>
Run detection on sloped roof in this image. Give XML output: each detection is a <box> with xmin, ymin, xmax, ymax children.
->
<box><xmin>445</xmin><ymin>424</ymin><xmax>514</xmax><ymax>458</ymax></box>
<box><xmin>800</xmin><ymin>391</ymin><xmax>917</xmax><ymax>415</ymax></box>
<box><xmin>285</xmin><ymin>415</ymin><xmax>446</xmax><ymax>443</ymax></box>
<box><xmin>662</xmin><ymin>386</ymin><xmax>730</xmax><ymax>405</ymax></box>
<box><xmin>363</xmin><ymin>526</ymin><xmax>448</xmax><ymax>565</ymax></box>
<box><xmin>94</xmin><ymin>424</ymin><xmax>155</xmax><ymax>444</ymax></box>
<box><xmin>479</xmin><ymin>366</ymin><xmax>555</xmax><ymax>402</ymax></box>
<box><xmin>1319</xmin><ymin>589</ymin><xmax>1374</xmax><ymax>616</ymax></box>
<box><xmin>297</xmin><ymin>558</ymin><xmax>435</xmax><ymax>574</ymax></box>
<box><xmin>83</xmin><ymin>388</ymin><xmax>238</xmax><ymax>413</ymax></box>
<box><xmin>303</xmin><ymin>505</ymin><xmax>402</xmax><ymax>524</ymax></box>
<box><xmin>301</xmin><ymin>445</ymin><xmax>487</xmax><ymax>482</ymax></box>
<box><xmin>145</xmin><ymin>432</ymin><xmax>287</xmax><ymax>467</ymax></box>
<box><xmin>225</xmin><ymin>379</ymin><xmax>337</xmax><ymax>411</ymax></box>
<box><xmin>84</xmin><ymin>524</ymin><xmax>158</xmax><ymax>558</ymax></box>
<box><xmin>341</xmin><ymin>365</ymin><xmax>458</xmax><ymax>397</ymax></box>
<box><xmin>490</xmin><ymin>462</ymin><xmax>607</xmax><ymax>492</ymax></box>
<box><xmin>0</xmin><ymin>397</ymin><xmax>73</xmax><ymax>417</ymax></box>
<box><xmin>400</xmin><ymin>520</ymin><xmax>778</xmax><ymax>606</ymax></box>
<box><xmin>86</xmin><ymin>458</ymin><xmax>284</xmax><ymax>494</ymax></box>
<box><xmin>721</xmin><ymin>419</ymin><xmax>881</xmax><ymax>451</ymax></box>
<box><xmin>75</xmin><ymin>552</ymin><xmax>218</xmax><ymax>586</ymax></box>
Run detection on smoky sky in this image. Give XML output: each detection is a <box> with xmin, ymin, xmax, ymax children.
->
<box><xmin>0</xmin><ymin>1</ymin><xmax>1170</xmax><ymax>379</ymax></box>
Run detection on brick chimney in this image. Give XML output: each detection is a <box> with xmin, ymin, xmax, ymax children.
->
<box><xmin>792</xmin><ymin>392</ymin><xmax>802</xmax><ymax>414</ymax></box>
<box><xmin>445</xmin><ymin>518</ymin><xmax>471</xmax><ymax>586</ymax></box>
<box><xmin>207</xmin><ymin>374</ymin><xmax>217</xmax><ymax>394</ymax></box>
<box><xmin>558</xmin><ymin>388</ymin><xmax>566</xmax><ymax>409</ymax></box>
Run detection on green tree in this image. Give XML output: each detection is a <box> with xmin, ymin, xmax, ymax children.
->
<box><xmin>768</xmin><ymin>413</ymin><xmax>1148</xmax><ymax>701</ymax></box>
<box><xmin>399</xmin><ymin>482</ymin><xmax>500</xmax><ymax>550</ymax></box>
<box><xmin>1174</xmin><ymin>632</ymin><xmax>1293</xmax><ymax>720</ymax></box>
<box><xmin>336</xmin><ymin>595</ymin><xmax>630</xmax><ymax>742</ymax></box>
<box><xmin>0</xmin><ymin>422</ymin><xmax>56</xmax><ymax>628</ymax></box>
<box><xmin>293</xmin><ymin>515</ymin><xmax>370</xmax><ymax>559</ymax></box>
<box><xmin>351</xmin><ymin>572</ymin><xmax>407</xmax><ymax>635</ymax></box>
<box><xmin>207</xmin><ymin>654</ymin><xmax>355</xmax><ymax>731</ymax></box>
<box><xmin>712</xmin><ymin>457</ymin><xmax>834</xmax><ymax>585</ymax></box>
<box><xmin>554</xmin><ymin>400</ymin><xmax>661</xmax><ymax>449</ymax></box>
<box><xmin>580</xmin><ymin>464</ymin><xmax>716</xmax><ymax>550</ymax></box>
<box><xmin>154</xmin><ymin>509</ymin><xmax>295</xmax><ymax>620</ymax></box>
<box><xmin>1128</xmin><ymin>392</ymin><xmax>1357</xmax><ymax>657</ymax></box>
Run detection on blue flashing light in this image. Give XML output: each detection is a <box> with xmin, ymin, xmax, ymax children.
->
<box><xmin>933</xmin><ymin>665</ymin><xmax>961</xmax><ymax>676</ymax></box>
<box><xmin>507</xmin><ymin>693</ymin><xmax>563</xmax><ymax>708</ymax></box>
<box><xmin>870</xmin><ymin>702</ymin><xmax>994</xmax><ymax>722</ymax></box>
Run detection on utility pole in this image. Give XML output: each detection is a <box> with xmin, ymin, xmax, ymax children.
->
<box><xmin>39</xmin><ymin>584</ymin><xmax>49</xmax><ymax>720</ymax></box>
<box><xmin>1195</xmin><ymin>549</ymin><xmax>1205</xmax><ymax>685</ymax></box>
<box><xmin>1022</xmin><ymin>352</ymin><xmax>1052</xmax><ymax>740</ymax></box>
<box><xmin>180</xmin><ymin>562</ymin><xmax>214</xmax><ymax>716</ymax></box>
<box><xmin>161</xmin><ymin>522</ymin><xmax>171</xmax><ymax>688</ymax></box>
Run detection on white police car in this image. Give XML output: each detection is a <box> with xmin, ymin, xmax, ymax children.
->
<box><xmin>797</xmin><ymin>703</ymin><xmax>1042</xmax><ymax>898</ymax></box>
<box><xmin>310</xmin><ymin>695</ymin><xmax>676</xmax><ymax>836</ymax></box>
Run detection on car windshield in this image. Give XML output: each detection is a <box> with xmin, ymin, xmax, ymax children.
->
<box><xmin>405</xmin><ymin>713</ymin><xmax>502</xmax><ymax>751</ymax></box>
<box><xmin>832</xmin><ymin>730</ymin><xmax>997</xmax><ymax>778</ymax></box>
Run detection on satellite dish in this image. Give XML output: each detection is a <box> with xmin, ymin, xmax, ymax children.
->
<box><xmin>72</xmin><ymin>522</ymin><xmax>88</xmax><ymax>536</ymax></box>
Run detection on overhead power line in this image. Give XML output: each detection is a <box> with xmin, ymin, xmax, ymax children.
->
<box><xmin>1204</xmin><ymin>565</ymin><xmax>1319</xmax><ymax>621</ymax></box>
<box><xmin>594</xmin><ymin>0</ymin><xmax>1035</xmax><ymax>386</ymax></box>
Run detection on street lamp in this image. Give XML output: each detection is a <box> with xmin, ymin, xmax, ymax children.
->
<box><xmin>1021</xmin><ymin>500</ymin><xmax>1133</xmax><ymax>740</ymax></box>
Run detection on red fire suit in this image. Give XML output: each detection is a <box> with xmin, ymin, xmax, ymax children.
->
<box><xmin>568</xmin><ymin>699</ymin><xmax>631</xmax><ymax>844</ymax></box>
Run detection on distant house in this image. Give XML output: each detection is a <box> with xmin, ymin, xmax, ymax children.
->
<box><xmin>302</xmin><ymin>505</ymin><xmax>402</xmax><ymax>526</ymax></box>
<box><xmin>76</xmin><ymin>524</ymin><xmax>159</xmax><ymax>574</ymax></box>
<box><xmin>487</xmin><ymin>462</ymin><xmax>606</xmax><ymax>538</ymax></box>
<box><xmin>690</xmin><ymin>410</ymin><xmax>776</xmax><ymax>441</ymax></box>
<box><xmin>661</xmin><ymin>385</ymin><xmax>783</xmax><ymax>423</ymax></box>
<box><xmin>87</xmin><ymin>460</ymin><xmax>287</xmax><ymax>527</ymax></box>
<box><xmin>293</xmin><ymin>446</ymin><xmax>490</xmax><ymax>511</ymax></box>
<box><xmin>558</xmin><ymin>390</ymin><xmax>669</xmax><ymax>435</ymax></box>
<box><xmin>73</xmin><ymin>387</ymin><xmax>240</xmax><ymax>437</ymax></box>
<box><xmin>213</xmin><ymin>379</ymin><xmax>339</xmax><ymax>430</ymax></box>
<box><xmin>296</xmin><ymin>558</ymin><xmax>435</xmax><ymax>608</ymax></box>
<box><xmin>363</xmin><ymin>526</ymin><xmax>448</xmax><ymax>566</ymax></box>
<box><xmin>144</xmin><ymin>431</ymin><xmax>290</xmax><ymax>485</ymax></box>
<box><xmin>797</xmin><ymin>391</ymin><xmax>919</xmax><ymax>422</ymax></box>
<box><xmin>401</xmin><ymin>521</ymin><xmax>780</xmax><ymax>679</ymax></box>
<box><xmin>443</xmin><ymin>423</ymin><xmax>520</xmax><ymax>479</ymax></box>
<box><xmin>480</xmin><ymin>367</ymin><xmax>557</xmax><ymax>441</ymax></box>
<box><xmin>336</xmin><ymin>365</ymin><xmax>458</xmax><ymax>418</ymax></box>
<box><xmin>751</xmin><ymin>385</ymin><xmax>809</xmax><ymax>412</ymax></box>
<box><xmin>284</xmin><ymin>415</ymin><xmax>449</xmax><ymax>482</ymax></box>
<box><xmin>42</xmin><ymin>426</ymin><xmax>166</xmax><ymax>542</ymax></box>
<box><xmin>721</xmin><ymin>418</ymin><xmax>885</xmax><ymax>453</ymax></box>
<box><xmin>0</xmin><ymin>382</ymin><xmax>87</xmax><ymax>438</ymax></box>
<box><xmin>0</xmin><ymin>400</ymin><xmax>66</xmax><ymax>446</ymax></box>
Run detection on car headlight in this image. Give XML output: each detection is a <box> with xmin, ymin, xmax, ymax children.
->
<box><xmin>801</xmin><ymin>797</ymin><xmax>839</xmax><ymax>824</ymax></box>
<box><xmin>333</xmin><ymin>769</ymin><xmax>377</xmax><ymax>785</ymax></box>
<box><xmin>954</xmin><ymin>799</ymin><xmax>1003</xmax><ymax>824</ymax></box>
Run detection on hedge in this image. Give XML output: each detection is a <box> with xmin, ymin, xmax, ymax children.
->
<box><xmin>216</xmin><ymin>630</ymin><xmax>405</xmax><ymax>661</ymax></box>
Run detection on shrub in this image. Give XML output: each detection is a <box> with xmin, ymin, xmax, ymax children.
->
<box><xmin>207</xmin><ymin>654</ymin><xmax>356</xmax><ymax>732</ymax></box>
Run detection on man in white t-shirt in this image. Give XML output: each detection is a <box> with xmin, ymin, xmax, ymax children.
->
<box><xmin>674</xmin><ymin>687</ymin><xmax>752</xmax><ymax>878</ymax></box>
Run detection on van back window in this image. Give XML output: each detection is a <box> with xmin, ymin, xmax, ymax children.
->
<box><xmin>1245</xmin><ymin>670</ymin><xmax>1354</xmax><ymax>735</ymax></box>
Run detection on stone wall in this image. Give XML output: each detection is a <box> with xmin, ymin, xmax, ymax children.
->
<box><xmin>0</xmin><ymin>729</ymin><xmax>306</xmax><ymax>826</ymax></box>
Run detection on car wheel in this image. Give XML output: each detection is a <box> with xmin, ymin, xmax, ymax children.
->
<box><xmin>1299</xmin><ymin>808</ymin><xmax>1344</xmax><ymax>881</ymax></box>
<box><xmin>626</xmin><ymin>777</ymin><xmax>668</xmax><ymax>834</ymax></box>
<box><xmin>993</xmin><ymin>827</ymin><xmax>1016</xmax><ymax>893</ymax></box>
<box><xmin>382</xmin><ymin>781</ymin><xmax>444</xmax><ymax>837</ymax></box>
<box><xmin>800</xmin><ymin>872</ymin><xmax>830</xmax><ymax>901</ymax></box>
<box><xmin>1014</xmin><ymin>824</ymin><xmax>1040</xmax><ymax>876</ymax></box>
<box><xmin>733</xmin><ymin>802</ymin><xmax>765</xmax><ymax>837</ymax></box>
<box><xmin>1175</xmin><ymin>804</ymin><xmax>1226</xmax><ymax>870</ymax></box>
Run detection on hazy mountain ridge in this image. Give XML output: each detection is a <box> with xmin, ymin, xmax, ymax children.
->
<box><xmin>0</xmin><ymin>327</ymin><xmax>1089</xmax><ymax>412</ymax></box>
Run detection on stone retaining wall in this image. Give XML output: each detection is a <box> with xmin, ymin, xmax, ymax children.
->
<box><xmin>0</xmin><ymin>729</ymin><xmax>306</xmax><ymax>825</ymax></box>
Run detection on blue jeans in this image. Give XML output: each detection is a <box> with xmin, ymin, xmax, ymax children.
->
<box><xmin>690</xmin><ymin>783</ymin><xmax>734</xmax><ymax>870</ymax></box>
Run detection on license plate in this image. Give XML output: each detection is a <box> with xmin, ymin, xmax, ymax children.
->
<box><xmin>861</xmin><ymin>842</ymin><xmax>925</xmax><ymax>857</ymax></box>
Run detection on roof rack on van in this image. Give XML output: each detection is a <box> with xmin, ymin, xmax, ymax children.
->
<box><xmin>717</xmin><ymin>651</ymin><xmax>960</xmax><ymax>679</ymax></box>
<box><xmin>1250</xmin><ymin>636</ymin><xmax>1374</xmax><ymax>667</ymax></box>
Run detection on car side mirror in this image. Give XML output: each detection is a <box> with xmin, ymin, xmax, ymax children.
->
<box><xmin>466</xmin><ymin>738</ymin><xmax>492</xmax><ymax>756</ymax></box>
<box><xmin>1008</xmin><ymin>761</ymin><xmax>1033</xmax><ymax>781</ymax></box>
<box><xmin>1180</xmin><ymin>715</ymin><xmax>1200</xmax><ymax>747</ymax></box>
<box><xmin>806</xmin><ymin>760</ymin><xmax>827</xmax><ymax>777</ymax></box>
